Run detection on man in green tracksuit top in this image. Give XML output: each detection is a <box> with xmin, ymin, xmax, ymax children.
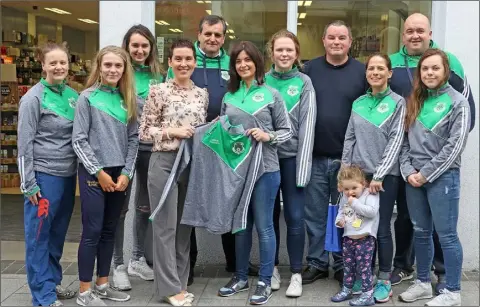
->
<box><xmin>388</xmin><ymin>12</ymin><xmax>476</xmax><ymax>293</ymax></box>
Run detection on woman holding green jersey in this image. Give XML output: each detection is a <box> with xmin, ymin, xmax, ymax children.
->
<box><xmin>264</xmin><ymin>30</ymin><xmax>316</xmax><ymax>298</ymax></box>
<box><xmin>112</xmin><ymin>24</ymin><xmax>165</xmax><ymax>291</ymax></box>
<box><xmin>217</xmin><ymin>41</ymin><xmax>292</xmax><ymax>305</ymax></box>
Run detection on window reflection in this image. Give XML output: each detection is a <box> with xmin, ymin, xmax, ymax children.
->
<box><xmin>155</xmin><ymin>0</ymin><xmax>287</xmax><ymax>70</ymax></box>
<box><xmin>297</xmin><ymin>0</ymin><xmax>431</xmax><ymax>62</ymax></box>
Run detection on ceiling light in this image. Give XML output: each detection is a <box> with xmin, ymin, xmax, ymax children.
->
<box><xmin>44</xmin><ymin>8</ymin><xmax>71</xmax><ymax>15</ymax></box>
<box><xmin>229</xmin><ymin>35</ymin><xmax>236</xmax><ymax>39</ymax></box>
<box><xmin>197</xmin><ymin>1</ymin><xmax>204</xmax><ymax>3</ymax></box>
<box><xmin>206</xmin><ymin>10</ymin><xmax>212</xmax><ymax>14</ymax></box>
<box><xmin>205</xmin><ymin>0</ymin><xmax>211</xmax><ymax>3</ymax></box>
<box><xmin>155</xmin><ymin>20</ymin><xmax>170</xmax><ymax>25</ymax></box>
<box><xmin>168</xmin><ymin>29</ymin><xmax>183</xmax><ymax>33</ymax></box>
<box><xmin>227</xmin><ymin>29</ymin><xmax>234</xmax><ymax>33</ymax></box>
<box><xmin>297</xmin><ymin>1</ymin><xmax>304</xmax><ymax>6</ymax></box>
<box><xmin>176</xmin><ymin>29</ymin><xmax>183</xmax><ymax>33</ymax></box>
<box><xmin>78</xmin><ymin>18</ymin><xmax>98</xmax><ymax>24</ymax></box>
<box><xmin>298</xmin><ymin>12</ymin><xmax>307</xmax><ymax>19</ymax></box>
<box><xmin>304</xmin><ymin>1</ymin><xmax>312</xmax><ymax>6</ymax></box>
<box><xmin>297</xmin><ymin>23</ymin><xmax>302</xmax><ymax>26</ymax></box>
<box><xmin>226</xmin><ymin>22</ymin><xmax>229</xmax><ymax>26</ymax></box>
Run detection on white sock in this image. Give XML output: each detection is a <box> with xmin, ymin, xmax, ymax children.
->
<box><xmin>96</xmin><ymin>283</ymin><xmax>108</xmax><ymax>290</ymax></box>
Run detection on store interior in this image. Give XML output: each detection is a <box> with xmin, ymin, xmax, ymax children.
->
<box><xmin>1</xmin><ymin>1</ymin><xmax>99</xmax><ymax>195</ymax></box>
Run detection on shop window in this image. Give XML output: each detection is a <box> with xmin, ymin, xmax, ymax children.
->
<box><xmin>155</xmin><ymin>0</ymin><xmax>287</xmax><ymax>71</ymax></box>
<box><xmin>296</xmin><ymin>0</ymin><xmax>432</xmax><ymax>63</ymax></box>
<box><xmin>1</xmin><ymin>1</ymin><xmax>99</xmax><ymax>194</ymax></box>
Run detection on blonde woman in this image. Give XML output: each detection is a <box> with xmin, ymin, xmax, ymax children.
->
<box><xmin>72</xmin><ymin>46</ymin><xmax>139</xmax><ymax>306</ymax></box>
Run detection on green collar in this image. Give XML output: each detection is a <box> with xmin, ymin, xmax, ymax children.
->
<box><xmin>40</xmin><ymin>78</ymin><xmax>66</xmax><ymax>93</ymax></box>
<box><xmin>133</xmin><ymin>63</ymin><xmax>150</xmax><ymax>72</ymax></box>
<box><xmin>427</xmin><ymin>82</ymin><xmax>450</xmax><ymax>97</ymax></box>
<box><xmin>367</xmin><ymin>86</ymin><xmax>391</xmax><ymax>99</ymax></box>
<box><xmin>99</xmin><ymin>84</ymin><xmax>119</xmax><ymax>93</ymax></box>
<box><xmin>269</xmin><ymin>65</ymin><xmax>299</xmax><ymax>79</ymax></box>
<box><xmin>400</xmin><ymin>40</ymin><xmax>439</xmax><ymax>58</ymax></box>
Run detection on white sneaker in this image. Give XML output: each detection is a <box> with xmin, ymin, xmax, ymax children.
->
<box><xmin>425</xmin><ymin>289</ymin><xmax>461</xmax><ymax>306</ymax></box>
<box><xmin>286</xmin><ymin>273</ymin><xmax>302</xmax><ymax>297</ymax></box>
<box><xmin>271</xmin><ymin>267</ymin><xmax>281</xmax><ymax>291</ymax></box>
<box><xmin>128</xmin><ymin>257</ymin><xmax>154</xmax><ymax>281</ymax></box>
<box><xmin>112</xmin><ymin>265</ymin><xmax>132</xmax><ymax>291</ymax></box>
<box><xmin>398</xmin><ymin>279</ymin><xmax>433</xmax><ymax>302</ymax></box>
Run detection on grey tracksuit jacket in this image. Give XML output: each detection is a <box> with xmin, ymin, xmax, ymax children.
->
<box><xmin>265</xmin><ymin>67</ymin><xmax>317</xmax><ymax>187</ymax></box>
<box><xmin>220</xmin><ymin>82</ymin><xmax>292</xmax><ymax>173</ymax></box>
<box><xmin>72</xmin><ymin>85</ymin><xmax>139</xmax><ymax>179</ymax></box>
<box><xmin>150</xmin><ymin>116</ymin><xmax>265</xmax><ymax>234</ymax></box>
<box><xmin>399</xmin><ymin>83</ymin><xmax>470</xmax><ymax>182</ymax></box>
<box><xmin>17</xmin><ymin>80</ymin><xmax>79</xmax><ymax>196</ymax></box>
<box><xmin>342</xmin><ymin>87</ymin><xmax>406</xmax><ymax>180</ymax></box>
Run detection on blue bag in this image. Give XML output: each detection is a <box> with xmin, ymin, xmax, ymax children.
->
<box><xmin>324</xmin><ymin>195</ymin><xmax>343</xmax><ymax>253</ymax></box>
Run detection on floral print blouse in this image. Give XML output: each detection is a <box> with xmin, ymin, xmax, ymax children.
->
<box><xmin>139</xmin><ymin>79</ymin><xmax>209</xmax><ymax>152</ymax></box>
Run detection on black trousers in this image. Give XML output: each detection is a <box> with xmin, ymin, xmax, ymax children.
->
<box><xmin>189</xmin><ymin>228</ymin><xmax>236</xmax><ymax>271</ymax></box>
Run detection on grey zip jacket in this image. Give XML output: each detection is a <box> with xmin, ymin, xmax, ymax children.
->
<box><xmin>72</xmin><ymin>85</ymin><xmax>139</xmax><ymax>179</ymax></box>
<box><xmin>149</xmin><ymin>116</ymin><xmax>265</xmax><ymax>234</ymax></box>
<box><xmin>265</xmin><ymin>66</ymin><xmax>317</xmax><ymax>187</ymax></box>
<box><xmin>17</xmin><ymin>79</ymin><xmax>79</xmax><ymax>196</ymax></box>
<box><xmin>336</xmin><ymin>189</ymin><xmax>380</xmax><ymax>238</ymax></box>
<box><xmin>342</xmin><ymin>87</ymin><xmax>406</xmax><ymax>180</ymax></box>
<box><xmin>399</xmin><ymin>83</ymin><xmax>470</xmax><ymax>182</ymax></box>
<box><xmin>220</xmin><ymin>82</ymin><xmax>292</xmax><ymax>173</ymax></box>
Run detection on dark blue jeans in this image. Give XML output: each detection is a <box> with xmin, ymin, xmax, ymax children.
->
<box><xmin>304</xmin><ymin>156</ymin><xmax>343</xmax><ymax>272</ymax></box>
<box><xmin>273</xmin><ymin>157</ymin><xmax>306</xmax><ymax>273</ymax></box>
<box><xmin>77</xmin><ymin>164</ymin><xmax>127</xmax><ymax>282</ymax></box>
<box><xmin>24</xmin><ymin>172</ymin><xmax>76</xmax><ymax>306</ymax></box>
<box><xmin>236</xmin><ymin>171</ymin><xmax>281</xmax><ymax>285</ymax></box>
<box><xmin>367</xmin><ymin>175</ymin><xmax>399</xmax><ymax>280</ymax></box>
<box><xmin>406</xmin><ymin>169</ymin><xmax>463</xmax><ymax>291</ymax></box>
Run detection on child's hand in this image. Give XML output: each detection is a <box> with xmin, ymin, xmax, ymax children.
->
<box><xmin>347</xmin><ymin>196</ymin><xmax>356</xmax><ymax>205</ymax></box>
<box><xmin>336</xmin><ymin>219</ymin><xmax>345</xmax><ymax>228</ymax></box>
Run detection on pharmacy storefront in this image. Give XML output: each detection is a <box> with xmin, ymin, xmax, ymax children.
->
<box><xmin>1</xmin><ymin>1</ymin><xmax>478</xmax><ymax>269</ymax></box>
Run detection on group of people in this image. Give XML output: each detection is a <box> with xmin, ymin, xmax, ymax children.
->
<box><xmin>17</xmin><ymin>11</ymin><xmax>474</xmax><ymax>307</ymax></box>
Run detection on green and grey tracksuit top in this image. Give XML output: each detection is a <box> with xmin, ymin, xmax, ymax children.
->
<box><xmin>133</xmin><ymin>64</ymin><xmax>164</xmax><ymax>151</ymax></box>
<box><xmin>390</xmin><ymin>40</ymin><xmax>476</xmax><ymax>131</ymax></box>
<box><xmin>265</xmin><ymin>66</ymin><xmax>316</xmax><ymax>187</ymax></box>
<box><xmin>152</xmin><ymin>116</ymin><xmax>265</xmax><ymax>234</ymax></box>
<box><xmin>17</xmin><ymin>79</ymin><xmax>79</xmax><ymax>196</ymax></box>
<box><xmin>72</xmin><ymin>85</ymin><xmax>139</xmax><ymax>179</ymax></box>
<box><xmin>220</xmin><ymin>82</ymin><xmax>292</xmax><ymax>173</ymax></box>
<box><xmin>167</xmin><ymin>41</ymin><xmax>230</xmax><ymax>122</ymax></box>
<box><xmin>342</xmin><ymin>87</ymin><xmax>406</xmax><ymax>180</ymax></box>
<box><xmin>399</xmin><ymin>83</ymin><xmax>470</xmax><ymax>183</ymax></box>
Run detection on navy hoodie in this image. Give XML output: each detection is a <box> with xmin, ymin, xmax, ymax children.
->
<box><xmin>304</xmin><ymin>56</ymin><xmax>368</xmax><ymax>158</ymax></box>
<box><xmin>168</xmin><ymin>41</ymin><xmax>230</xmax><ymax>122</ymax></box>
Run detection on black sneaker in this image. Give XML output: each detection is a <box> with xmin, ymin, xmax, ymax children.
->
<box><xmin>249</xmin><ymin>281</ymin><xmax>272</xmax><ymax>305</ymax></box>
<box><xmin>390</xmin><ymin>268</ymin><xmax>414</xmax><ymax>286</ymax></box>
<box><xmin>301</xmin><ymin>266</ymin><xmax>329</xmax><ymax>285</ymax></box>
<box><xmin>218</xmin><ymin>276</ymin><xmax>249</xmax><ymax>297</ymax></box>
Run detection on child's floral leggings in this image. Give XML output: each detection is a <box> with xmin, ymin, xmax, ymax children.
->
<box><xmin>342</xmin><ymin>235</ymin><xmax>376</xmax><ymax>292</ymax></box>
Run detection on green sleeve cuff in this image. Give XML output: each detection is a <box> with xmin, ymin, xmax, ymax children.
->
<box><xmin>95</xmin><ymin>168</ymin><xmax>103</xmax><ymax>178</ymax></box>
<box><xmin>25</xmin><ymin>185</ymin><xmax>40</xmax><ymax>197</ymax></box>
<box><xmin>121</xmin><ymin>171</ymin><xmax>132</xmax><ymax>180</ymax></box>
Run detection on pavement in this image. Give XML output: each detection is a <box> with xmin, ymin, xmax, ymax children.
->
<box><xmin>1</xmin><ymin>262</ymin><xmax>479</xmax><ymax>306</ymax></box>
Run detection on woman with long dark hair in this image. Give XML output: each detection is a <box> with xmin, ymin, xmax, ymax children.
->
<box><xmin>398</xmin><ymin>49</ymin><xmax>470</xmax><ymax>306</ymax></box>
<box><xmin>112</xmin><ymin>24</ymin><xmax>164</xmax><ymax>291</ymax></box>
<box><xmin>217</xmin><ymin>41</ymin><xmax>292</xmax><ymax>305</ymax></box>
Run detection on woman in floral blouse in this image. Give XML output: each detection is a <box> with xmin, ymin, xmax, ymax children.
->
<box><xmin>139</xmin><ymin>38</ymin><xmax>208</xmax><ymax>307</ymax></box>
